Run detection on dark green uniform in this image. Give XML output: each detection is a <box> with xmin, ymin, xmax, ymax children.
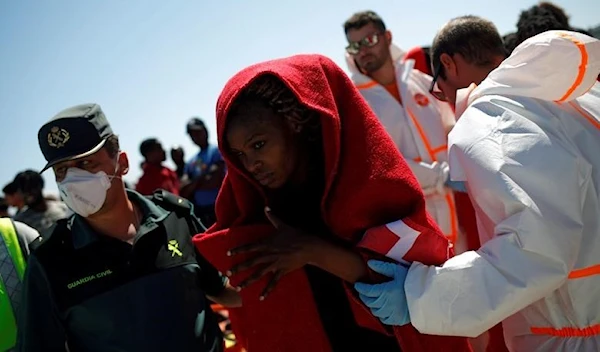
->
<box><xmin>17</xmin><ymin>190</ymin><xmax>225</xmax><ymax>352</ymax></box>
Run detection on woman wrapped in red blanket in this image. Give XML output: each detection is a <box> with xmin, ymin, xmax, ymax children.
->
<box><xmin>193</xmin><ymin>54</ymin><xmax>471</xmax><ymax>352</ymax></box>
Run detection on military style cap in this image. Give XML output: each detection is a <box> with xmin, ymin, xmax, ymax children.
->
<box><xmin>38</xmin><ymin>103</ymin><xmax>114</xmax><ymax>172</ymax></box>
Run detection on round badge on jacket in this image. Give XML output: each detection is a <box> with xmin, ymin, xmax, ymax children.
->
<box><xmin>414</xmin><ymin>93</ymin><xmax>429</xmax><ymax>107</ymax></box>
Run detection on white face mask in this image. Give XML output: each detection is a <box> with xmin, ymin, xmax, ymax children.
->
<box><xmin>58</xmin><ymin>164</ymin><xmax>120</xmax><ymax>217</ymax></box>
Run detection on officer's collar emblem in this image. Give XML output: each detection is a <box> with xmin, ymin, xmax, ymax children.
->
<box><xmin>168</xmin><ymin>240</ymin><xmax>183</xmax><ymax>257</ymax></box>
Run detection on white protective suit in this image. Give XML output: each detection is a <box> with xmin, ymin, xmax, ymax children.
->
<box><xmin>345</xmin><ymin>46</ymin><xmax>464</xmax><ymax>249</ymax></box>
<box><xmin>404</xmin><ymin>31</ymin><xmax>600</xmax><ymax>351</ymax></box>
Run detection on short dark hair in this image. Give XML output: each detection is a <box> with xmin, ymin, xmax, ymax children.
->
<box><xmin>431</xmin><ymin>15</ymin><xmax>505</xmax><ymax>79</ymax></box>
<box><xmin>0</xmin><ymin>197</ymin><xmax>8</xmax><ymax>212</ymax></box>
<box><xmin>14</xmin><ymin>170</ymin><xmax>44</xmax><ymax>194</ymax></box>
<box><xmin>104</xmin><ymin>135</ymin><xmax>120</xmax><ymax>159</ymax></box>
<box><xmin>538</xmin><ymin>2</ymin><xmax>570</xmax><ymax>27</ymax></box>
<box><xmin>516</xmin><ymin>5</ymin><xmax>568</xmax><ymax>46</ymax></box>
<box><xmin>343</xmin><ymin>11</ymin><xmax>386</xmax><ymax>34</ymax></box>
<box><xmin>187</xmin><ymin>117</ymin><xmax>207</xmax><ymax>134</ymax></box>
<box><xmin>140</xmin><ymin>138</ymin><xmax>161</xmax><ymax>158</ymax></box>
<box><xmin>2</xmin><ymin>181</ymin><xmax>19</xmax><ymax>195</ymax></box>
<box><xmin>503</xmin><ymin>32</ymin><xmax>519</xmax><ymax>55</ymax></box>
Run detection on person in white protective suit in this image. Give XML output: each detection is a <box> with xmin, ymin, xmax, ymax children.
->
<box><xmin>354</xmin><ymin>15</ymin><xmax>600</xmax><ymax>352</ymax></box>
<box><xmin>342</xmin><ymin>11</ymin><xmax>469</xmax><ymax>252</ymax></box>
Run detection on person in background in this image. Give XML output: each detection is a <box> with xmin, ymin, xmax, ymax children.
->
<box><xmin>0</xmin><ymin>218</ymin><xmax>40</xmax><ymax>351</ymax></box>
<box><xmin>3</xmin><ymin>182</ymin><xmax>25</xmax><ymax>216</ymax></box>
<box><xmin>43</xmin><ymin>194</ymin><xmax>59</xmax><ymax>202</ymax></box>
<box><xmin>343</xmin><ymin>10</ymin><xmax>469</xmax><ymax>253</ymax></box>
<box><xmin>0</xmin><ymin>197</ymin><xmax>9</xmax><ymax>218</ymax></box>
<box><xmin>403</xmin><ymin>45</ymin><xmax>432</xmax><ymax>76</ymax></box>
<box><xmin>18</xmin><ymin>103</ymin><xmax>240</xmax><ymax>352</ymax></box>
<box><xmin>356</xmin><ymin>16</ymin><xmax>600</xmax><ymax>352</ymax></box>
<box><xmin>170</xmin><ymin>145</ymin><xmax>186</xmax><ymax>180</ymax></box>
<box><xmin>515</xmin><ymin>3</ymin><xmax>599</xmax><ymax>82</ymax></box>
<box><xmin>502</xmin><ymin>32</ymin><xmax>518</xmax><ymax>55</ymax></box>
<box><xmin>135</xmin><ymin>138</ymin><xmax>180</xmax><ymax>196</ymax></box>
<box><xmin>180</xmin><ymin>118</ymin><xmax>225</xmax><ymax>228</ymax></box>
<box><xmin>538</xmin><ymin>1</ymin><xmax>593</xmax><ymax>36</ymax></box>
<box><xmin>515</xmin><ymin>4</ymin><xmax>570</xmax><ymax>46</ymax></box>
<box><xmin>538</xmin><ymin>1</ymin><xmax>569</xmax><ymax>27</ymax></box>
<box><xmin>13</xmin><ymin>170</ymin><xmax>69</xmax><ymax>233</ymax></box>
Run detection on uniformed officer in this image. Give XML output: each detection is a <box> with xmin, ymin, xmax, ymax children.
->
<box><xmin>17</xmin><ymin>103</ymin><xmax>241</xmax><ymax>352</ymax></box>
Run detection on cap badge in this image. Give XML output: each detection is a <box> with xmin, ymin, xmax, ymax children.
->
<box><xmin>47</xmin><ymin>126</ymin><xmax>70</xmax><ymax>148</ymax></box>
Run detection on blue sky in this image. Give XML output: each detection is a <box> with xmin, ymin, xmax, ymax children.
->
<box><xmin>1</xmin><ymin>0</ymin><xmax>598</xmax><ymax>194</ymax></box>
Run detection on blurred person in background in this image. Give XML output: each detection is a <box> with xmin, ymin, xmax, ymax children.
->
<box><xmin>538</xmin><ymin>1</ymin><xmax>593</xmax><ymax>36</ymax></box>
<box><xmin>13</xmin><ymin>170</ymin><xmax>69</xmax><ymax>233</ymax></box>
<box><xmin>0</xmin><ymin>217</ymin><xmax>40</xmax><ymax>351</ymax></box>
<box><xmin>3</xmin><ymin>181</ymin><xmax>25</xmax><ymax>216</ymax></box>
<box><xmin>515</xmin><ymin>4</ymin><xmax>570</xmax><ymax>46</ymax></box>
<box><xmin>180</xmin><ymin>118</ymin><xmax>225</xmax><ymax>228</ymax></box>
<box><xmin>135</xmin><ymin>138</ymin><xmax>180</xmax><ymax>196</ymax></box>
<box><xmin>515</xmin><ymin>3</ymin><xmax>600</xmax><ymax>82</ymax></box>
<box><xmin>0</xmin><ymin>197</ymin><xmax>9</xmax><ymax>217</ymax></box>
<box><xmin>502</xmin><ymin>32</ymin><xmax>518</xmax><ymax>55</ymax></box>
<box><xmin>403</xmin><ymin>46</ymin><xmax>433</xmax><ymax>76</ymax></box>
<box><xmin>171</xmin><ymin>145</ymin><xmax>186</xmax><ymax>180</ymax></box>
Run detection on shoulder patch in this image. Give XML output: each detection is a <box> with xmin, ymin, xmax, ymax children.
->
<box><xmin>150</xmin><ymin>189</ymin><xmax>206</xmax><ymax>234</ymax></box>
<box><xmin>28</xmin><ymin>234</ymin><xmax>46</xmax><ymax>252</ymax></box>
<box><xmin>150</xmin><ymin>189</ymin><xmax>193</xmax><ymax>214</ymax></box>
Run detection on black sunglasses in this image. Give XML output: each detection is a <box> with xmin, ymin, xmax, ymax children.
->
<box><xmin>429</xmin><ymin>61</ymin><xmax>447</xmax><ymax>102</ymax></box>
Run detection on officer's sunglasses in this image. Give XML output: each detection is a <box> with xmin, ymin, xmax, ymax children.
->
<box><xmin>346</xmin><ymin>33</ymin><xmax>383</xmax><ymax>55</ymax></box>
<box><xmin>429</xmin><ymin>61</ymin><xmax>448</xmax><ymax>102</ymax></box>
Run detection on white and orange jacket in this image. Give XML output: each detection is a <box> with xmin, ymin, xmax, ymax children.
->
<box><xmin>345</xmin><ymin>46</ymin><xmax>463</xmax><ymax>249</ymax></box>
<box><xmin>405</xmin><ymin>31</ymin><xmax>600</xmax><ymax>351</ymax></box>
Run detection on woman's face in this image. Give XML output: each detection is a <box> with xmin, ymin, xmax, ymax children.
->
<box><xmin>226</xmin><ymin>104</ymin><xmax>303</xmax><ymax>189</ymax></box>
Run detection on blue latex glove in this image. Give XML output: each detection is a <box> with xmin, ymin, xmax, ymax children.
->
<box><xmin>445</xmin><ymin>179</ymin><xmax>468</xmax><ymax>193</ymax></box>
<box><xmin>354</xmin><ymin>260</ymin><xmax>411</xmax><ymax>326</ymax></box>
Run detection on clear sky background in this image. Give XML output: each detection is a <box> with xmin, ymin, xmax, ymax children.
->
<box><xmin>1</xmin><ymin>0</ymin><xmax>598</xmax><ymax>194</ymax></box>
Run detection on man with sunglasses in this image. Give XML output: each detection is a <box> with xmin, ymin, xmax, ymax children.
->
<box><xmin>343</xmin><ymin>11</ymin><xmax>469</xmax><ymax>253</ymax></box>
<box><xmin>354</xmin><ymin>16</ymin><xmax>600</xmax><ymax>352</ymax></box>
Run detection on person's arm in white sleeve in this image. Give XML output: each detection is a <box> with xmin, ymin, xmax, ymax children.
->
<box><xmin>404</xmin><ymin>103</ymin><xmax>589</xmax><ymax>337</ymax></box>
<box><xmin>402</xmin><ymin>94</ymin><xmax>456</xmax><ymax>194</ymax></box>
<box><xmin>404</xmin><ymin>159</ymin><xmax>448</xmax><ymax>195</ymax></box>
<box><xmin>13</xmin><ymin>221</ymin><xmax>41</xmax><ymax>257</ymax></box>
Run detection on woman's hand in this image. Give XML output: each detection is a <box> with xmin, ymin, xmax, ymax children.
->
<box><xmin>227</xmin><ymin>207</ymin><xmax>319</xmax><ymax>300</ymax></box>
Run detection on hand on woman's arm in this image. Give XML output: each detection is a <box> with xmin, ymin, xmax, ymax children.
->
<box><xmin>306</xmin><ymin>237</ymin><xmax>368</xmax><ymax>283</ymax></box>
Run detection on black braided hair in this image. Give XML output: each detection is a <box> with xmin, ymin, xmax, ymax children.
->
<box><xmin>228</xmin><ymin>74</ymin><xmax>321</xmax><ymax>141</ymax></box>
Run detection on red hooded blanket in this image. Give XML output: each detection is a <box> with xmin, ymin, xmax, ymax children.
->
<box><xmin>194</xmin><ymin>54</ymin><xmax>471</xmax><ymax>352</ymax></box>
